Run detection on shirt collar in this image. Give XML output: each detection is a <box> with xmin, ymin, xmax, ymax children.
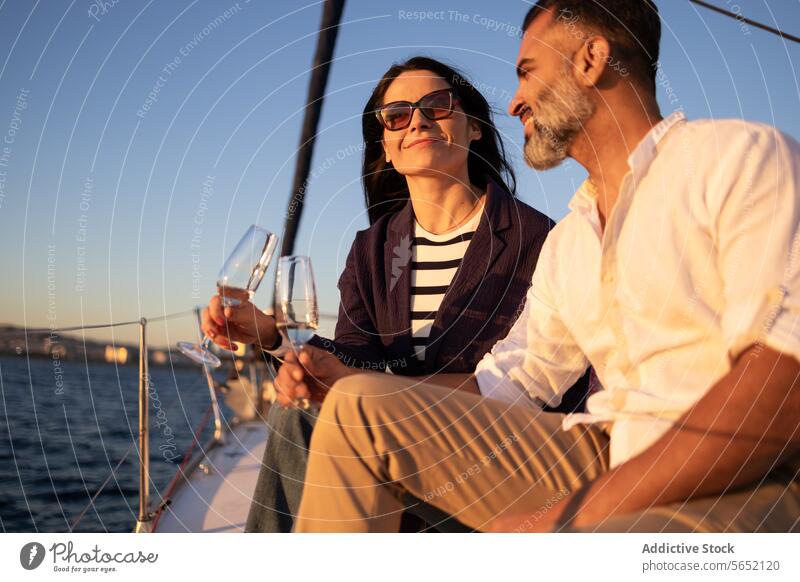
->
<box><xmin>627</xmin><ymin>110</ymin><xmax>686</xmax><ymax>178</ymax></box>
<box><xmin>568</xmin><ymin>179</ymin><xmax>598</xmax><ymax>216</ymax></box>
<box><xmin>567</xmin><ymin>110</ymin><xmax>687</xmax><ymax>215</ymax></box>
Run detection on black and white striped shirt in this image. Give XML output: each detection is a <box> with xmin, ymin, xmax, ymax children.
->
<box><xmin>410</xmin><ymin>211</ymin><xmax>481</xmax><ymax>361</ymax></box>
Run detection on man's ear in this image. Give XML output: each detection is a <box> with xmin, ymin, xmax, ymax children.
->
<box><xmin>574</xmin><ymin>35</ymin><xmax>611</xmax><ymax>87</ymax></box>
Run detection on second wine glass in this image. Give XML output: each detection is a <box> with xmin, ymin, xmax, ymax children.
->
<box><xmin>274</xmin><ymin>255</ymin><xmax>319</xmax><ymax>349</ymax></box>
<box><xmin>274</xmin><ymin>255</ymin><xmax>318</xmax><ymax>409</ymax></box>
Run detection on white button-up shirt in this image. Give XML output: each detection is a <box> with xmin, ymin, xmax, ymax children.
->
<box><xmin>475</xmin><ymin>111</ymin><xmax>800</xmax><ymax>468</ymax></box>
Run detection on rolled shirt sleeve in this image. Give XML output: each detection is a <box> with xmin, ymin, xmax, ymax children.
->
<box><xmin>475</xmin><ymin>234</ymin><xmax>589</xmax><ymax>407</ymax></box>
<box><xmin>714</xmin><ymin>125</ymin><xmax>800</xmax><ymax>363</ymax></box>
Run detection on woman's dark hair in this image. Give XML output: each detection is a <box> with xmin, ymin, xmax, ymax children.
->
<box><xmin>362</xmin><ymin>56</ymin><xmax>517</xmax><ymax>224</ymax></box>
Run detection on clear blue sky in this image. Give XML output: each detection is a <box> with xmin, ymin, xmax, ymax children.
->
<box><xmin>1</xmin><ymin>0</ymin><xmax>798</xmax><ymax>348</ymax></box>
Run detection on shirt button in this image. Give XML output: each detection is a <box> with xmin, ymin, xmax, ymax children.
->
<box><xmin>602</xmin><ymin>273</ymin><xmax>614</xmax><ymax>284</ymax></box>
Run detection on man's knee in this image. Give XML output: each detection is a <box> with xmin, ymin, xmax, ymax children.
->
<box><xmin>315</xmin><ymin>373</ymin><xmax>375</xmax><ymax>427</ymax></box>
<box><xmin>308</xmin><ymin>375</ymin><xmax>370</xmax><ymax>455</ymax></box>
<box><xmin>328</xmin><ymin>372</ymin><xmax>401</xmax><ymax>398</ymax></box>
<box><xmin>312</xmin><ymin>373</ymin><xmax>407</xmax><ymax>450</ymax></box>
<box><xmin>325</xmin><ymin>373</ymin><xmax>416</xmax><ymax>423</ymax></box>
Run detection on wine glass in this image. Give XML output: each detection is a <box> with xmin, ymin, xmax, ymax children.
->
<box><xmin>274</xmin><ymin>255</ymin><xmax>318</xmax><ymax>408</ymax></box>
<box><xmin>178</xmin><ymin>225</ymin><xmax>279</xmax><ymax>367</ymax></box>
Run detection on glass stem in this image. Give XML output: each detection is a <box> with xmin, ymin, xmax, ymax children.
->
<box><xmin>200</xmin><ymin>335</ymin><xmax>212</xmax><ymax>350</ymax></box>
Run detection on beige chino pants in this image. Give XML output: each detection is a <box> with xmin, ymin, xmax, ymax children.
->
<box><xmin>294</xmin><ymin>374</ymin><xmax>800</xmax><ymax>533</ymax></box>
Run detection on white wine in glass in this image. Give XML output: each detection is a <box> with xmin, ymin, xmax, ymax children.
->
<box><xmin>274</xmin><ymin>256</ymin><xmax>318</xmax><ymax>408</ymax></box>
<box><xmin>178</xmin><ymin>225</ymin><xmax>278</xmax><ymax>367</ymax></box>
<box><xmin>275</xmin><ymin>256</ymin><xmax>319</xmax><ymax>348</ymax></box>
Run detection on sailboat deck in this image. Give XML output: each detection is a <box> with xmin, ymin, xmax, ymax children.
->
<box><xmin>155</xmin><ymin>420</ymin><xmax>268</xmax><ymax>533</ymax></box>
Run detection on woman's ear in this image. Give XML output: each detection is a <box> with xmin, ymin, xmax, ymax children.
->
<box><xmin>469</xmin><ymin>120</ymin><xmax>482</xmax><ymax>143</ymax></box>
<box><xmin>383</xmin><ymin>143</ymin><xmax>391</xmax><ymax>164</ymax></box>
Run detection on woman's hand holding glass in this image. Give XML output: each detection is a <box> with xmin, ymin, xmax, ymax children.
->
<box><xmin>273</xmin><ymin>345</ymin><xmax>355</xmax><ymax>408</ymax></box>
<box><xmin>178</xmin><ymin>225</ymin><xmax>278</xmax><ymax>366</ymax></box>
<box><xmin>201</xmin><ymin>295</ymin><xmax>280</xmax><ymax>352</ymax></box>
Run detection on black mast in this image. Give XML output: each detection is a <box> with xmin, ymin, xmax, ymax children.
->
<box><xmin>279</xmin><ymin>0</ymin><xmax>346</xmax><ymax>257</ymax></box>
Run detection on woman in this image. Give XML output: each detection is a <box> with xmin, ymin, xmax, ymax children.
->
<box><xmin>202</xmin><ymin>57</ymin><xmax>590</xmax><ymax>532</ymax></box>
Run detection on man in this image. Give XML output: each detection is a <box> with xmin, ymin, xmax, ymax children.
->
<box><xmin>278</xmin><ymin>0</ymin><xmax>800</xmax><ymax>532</ymax></box>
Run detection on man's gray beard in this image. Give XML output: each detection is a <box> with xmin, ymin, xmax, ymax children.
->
<box><xmin>523</xmin><ymin>72</ymin><xmax>595</xmax><ymax>170</ymax></box>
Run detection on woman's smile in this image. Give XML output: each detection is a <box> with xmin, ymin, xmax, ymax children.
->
<box><xmin>404</xmin><ymin>137</ymin><xmax>443</xmax><ymax>149</ymax></box>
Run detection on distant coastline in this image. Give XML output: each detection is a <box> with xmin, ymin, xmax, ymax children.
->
<box><xmin>0</xmin><ymin>324</ymin><xmax>196</xmax><ymax>368</ymax></box>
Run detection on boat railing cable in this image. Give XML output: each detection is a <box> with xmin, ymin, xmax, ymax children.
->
<box><xmin>2</xmin><ymin>308</ymin><xmax>221</xmax><ymax>533</ymax></box>
<box><xmin>10</xmin><ymin>309</ymin><xmax>198</xmax><ymax>336</ymax></box>
<box><xmin>4</xmin><ymin>308</ymin><xmax>336</xmax><ymax>337</ymax></box>
<box><xmin>5</xmin><ymin>306</ymin><xmax>336</xmax><ymax>532</ymax></box>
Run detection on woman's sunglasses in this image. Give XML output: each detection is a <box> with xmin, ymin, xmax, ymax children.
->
<box><xmin>375</xmin><ymin>89</ymin><xmax>460</xmax><ymax>131</ymax></box>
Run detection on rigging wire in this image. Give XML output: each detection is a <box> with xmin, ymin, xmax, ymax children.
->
<box><xmin>68</xmin><ymin>442</ymin><xmax>136</xmax><ymax>531</ymax></box>
<box><xmin>688</xmin><ymin>0</ymin><xmax>800</xmax><ymax>44</ymax></box>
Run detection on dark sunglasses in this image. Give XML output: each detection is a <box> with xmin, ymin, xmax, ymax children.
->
<box><xmin>375</xmin><ymin>89</ymin><xmax>460</xmax><ymax>131</ymax></box>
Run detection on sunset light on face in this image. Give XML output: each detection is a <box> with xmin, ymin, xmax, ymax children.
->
<box><xmin>1</xmin><ymin>1</ymin><xmax>799</xmax><ymax>577</ymax></box>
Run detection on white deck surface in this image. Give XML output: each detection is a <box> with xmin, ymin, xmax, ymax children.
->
<box><xmin>155</xmin><ymin>420</ymin><xmax>268</xmax><ymax>533</ymax></box>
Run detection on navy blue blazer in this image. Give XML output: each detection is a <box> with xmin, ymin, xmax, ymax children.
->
<box><xmin>307</xmin><ymin>181</ymin><xmax>589</xmax><ymax>412</ymax></box>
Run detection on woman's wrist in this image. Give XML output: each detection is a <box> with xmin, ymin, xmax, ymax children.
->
<box><xmin>261</xmin><ymin>328</ymin><xmax>282</xmax><ymax>352</ymax></box>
